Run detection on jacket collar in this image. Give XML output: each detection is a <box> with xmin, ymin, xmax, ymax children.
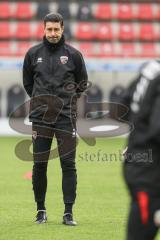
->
<box><xmin>43</xmin><ymin>35</ymin><xmax>65</xmax><ymax>51</ymax></box>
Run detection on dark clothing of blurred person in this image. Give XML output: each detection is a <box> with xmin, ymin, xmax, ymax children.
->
<box><xmin>23</xmin><ymin>13</ymin><xmax>88</xmax><ymax>225</ymax></box>
<box><xmin>121</xmin><ymin>60</ymin><xmax>160</xmax><ymax>240</ymax></box>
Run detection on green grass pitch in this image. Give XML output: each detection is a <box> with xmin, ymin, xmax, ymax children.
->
<box><xmin>0</xmin><ymin>137</ymin><xmax>159</xmax><ymax>240</ymax></box>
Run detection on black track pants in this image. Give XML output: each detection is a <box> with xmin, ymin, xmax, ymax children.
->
<box><xmin>32</xmin><ymin>122</ymin><xmax>77</xmax><ymax>205</ymax></box>
<box><xmin>126</xmin><ymin>190</ymin><xmax>159</xmax><ymax>240</ymax></box>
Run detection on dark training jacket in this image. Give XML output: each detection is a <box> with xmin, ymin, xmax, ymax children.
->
<box><xmin>121</xmin><ymin>60</ymin><xmax>160</xmax><ymax>193</ymax></box>
<box><xmin>23</xmin><ymin>35</ymin><xmax>88</xmax><ymax>124</ymax></box>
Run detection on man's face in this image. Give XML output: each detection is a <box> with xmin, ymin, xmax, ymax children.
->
<box><xmin>44</xmin><ymin>21</ymin><xmax>64</xmax><ymax>44</ymax></box>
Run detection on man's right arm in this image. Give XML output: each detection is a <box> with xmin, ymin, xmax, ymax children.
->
<box><xmin>148</xmin><ymin>79</ymin><xmax>160</xmax><ymax>143</ymax></box>
<box><xmin>23</xmin><ymin>51</ymin><xmax>34</xmax><ymax>97</ymax></box>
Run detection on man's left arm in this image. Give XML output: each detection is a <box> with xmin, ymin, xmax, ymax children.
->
<box><xmin>73</xmin><ymin>51</ymin><xmax>88</xmax><ymax>97</ymax></box>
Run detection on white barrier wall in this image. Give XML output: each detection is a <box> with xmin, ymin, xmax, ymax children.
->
<box><xmin>0</xmin><ymin>57</ymin><xmax>149</xmax><ymax>135</ymax></box>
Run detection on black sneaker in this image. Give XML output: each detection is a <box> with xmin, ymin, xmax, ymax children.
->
<box><xmin>35</xmin><ymin>210</ymin><xmax>47</xmax><ymax>224</ymax></box>
<box><xmin>63</xmin><ymin>213</ymin><xmax>77</xmax><ymax>226</ymax></box>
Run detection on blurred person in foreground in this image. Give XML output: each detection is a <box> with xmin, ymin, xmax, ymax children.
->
<box><xmin>120</xmin><ymin>60</ymin><xmax>160</xmax><ymax>240</ymax></box>
<box><xmin>23</xmin><ymin>13</ymin><xmax>88</xmax><ymax>225</ymax></box>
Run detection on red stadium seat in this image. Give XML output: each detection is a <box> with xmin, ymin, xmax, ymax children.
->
<box><xmin>15</xmin><ymin>42</ymin><xmax>33</xmax><ymax>56</ymax></box>
<box><xmin>34</xmin><ymin>22</ymin><xmax>44</xmax><ymax>40</ymax></box>
<box><xmin>135</xmin><ymin>4</ymin><xmax>154</xmax><ymax>20</ymax></box>
<box><xmin>0</xmin><ymin>22</ymin><xmax>14</xmax><ymax>39</ymax></box>
<box><xmin>15</xmin><ymin>22</ymin><xmax>33</xmax><ymax>39</ymax></box>
<box><xmin>156</xmin><ymin>6</ymin><xmax>160</xmax><ymax>19</ymax></box>
<box><xmin>139</xmin><ymin>24</ymin><xmax>157</xmax><ymax>41</ymax></box>
<box><xmin>139</xmin><ymin>43</ymin><xmax>157</xmax><ymax>57</ymax></box>
<box><xmin>94</xmin><ymin>3</ymin><xmax>113</xmax><ymax>20</ymax></box>
<box><xmin>14</xmin><ymin>2</ymin><xmax>34</xmax><ymax>19</ymax></box>
<box><xmin>0</xmin><ymin>2</ymin><xmax>13</xmax><ymax>19</ymax></box>
<box><xmin>97</xmin><ymin>43</ymin><xmax>115</xmax><ymax>57</ymax></box>
<box><xmin>118</xmin><ymin>43</ymin><xmax>136</xmax><ymax>57</ymax></box>
<box><xmin>96</xmin><ymin>23</ymin><xmax>113</xmax><ymax>40</ymax></box>
<box><xmin>116</xmin><ymin>3</ymin><xmax>133</xmax><ymax>20</ymax></box>
<box><xmin>0</xmin><ymin>42</ymin><xmax>13</xmax><ymax>56</ymax></box>
<box><xmin>75</xmin><ymin>22</ymin><xmax>95</xmax><ymax>40</ymax></box>
<box><xmin>79</xmin><ymin>42</ymin><xmax>96</xmax><ymax>57</ymax></box>
<box><xmin>118</xmin><ymin>23</ymin><xmax>135</xmax><ymax>41</ymax></box>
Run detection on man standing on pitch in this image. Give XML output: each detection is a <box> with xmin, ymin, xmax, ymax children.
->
<box><xmin>121</xmin><ymin>60</ymin><xmax>160</xmax><ymax>240</ymax></box>
<box><xmin>23</xmin><ymin>13</ymin><xmax>88</xmax><ymax>225</ymax></box>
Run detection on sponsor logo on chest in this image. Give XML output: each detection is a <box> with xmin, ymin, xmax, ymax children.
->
<box><xmin>37</xmin><ymin>57</ymin><xmax>43</xmax><ymax>63</ymax></box>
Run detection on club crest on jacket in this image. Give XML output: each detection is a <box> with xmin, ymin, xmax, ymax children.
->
<box><xmin>60</xmin><ymin>56</ymin><xmax>68</xmax><ymax>64</ymax></box>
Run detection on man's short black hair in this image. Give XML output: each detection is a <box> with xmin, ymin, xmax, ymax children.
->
<box><xmin>44</xmin><ymin>13</ymin><xmax>64</xmax><ymax>27</ymax></box>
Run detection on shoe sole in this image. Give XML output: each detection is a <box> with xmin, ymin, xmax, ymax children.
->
<box><xmin>35</xmin><ymin>220</ymin><xmax>47</xmax><ymax>224</ymax></box>
<box><xmin>62</xmin><ymin>221</ymin><xmax>77</xmax><ymax>226</ymax></box>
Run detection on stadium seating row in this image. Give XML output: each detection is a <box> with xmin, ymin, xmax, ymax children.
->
<box><xmin>94</xmin><ymin>3</ymin><xmax>160</xmax><ymax>20</ymax></box>
<box><xmin>0</xmin><ymin>22</ymin><xmax>159</xmax><ymax>41</ymax></box>
<box><xmin>0</xmin><ymin>22</ymin><xmax>44</xmax><ymax>40</ymax></box>
<box><xmin>76</xmin><ymin>22</ymin><xmax>160</xmax><ymax>41</ymax></box>
<box><xmin>0</xmin><ymin>41</ymin><xmax>159</xmax><ymax>58</ymax></box>
<box><xmin>0</xmin><ymin>2</ymin><xmax>160</xmax><ymax>20</ymax></box>
<box><xmin>76</xmin><ymin>42</ymin><xmax>160</xmax><ymax>58</ymax></box>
